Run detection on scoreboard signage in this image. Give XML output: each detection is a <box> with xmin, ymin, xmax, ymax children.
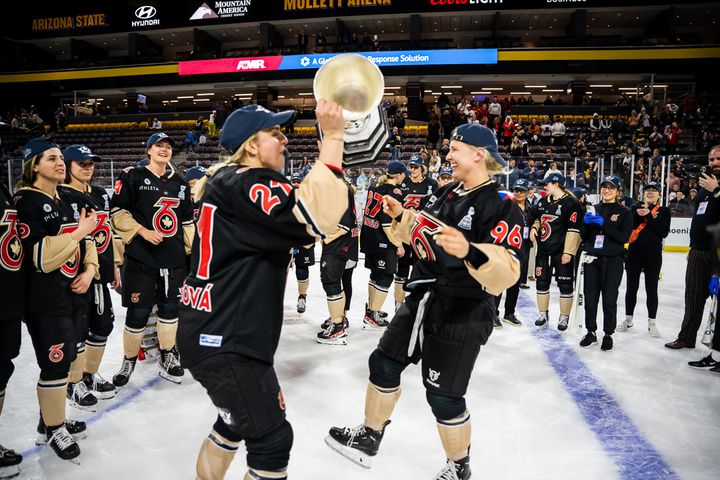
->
<box><xmin>178</xmin><ymin>48</ymin><xmax>498</xmax><ymax>75</ymax></box>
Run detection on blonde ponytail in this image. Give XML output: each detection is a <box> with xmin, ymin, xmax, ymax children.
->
<box><xmin>195</xmin><ymin>133</ymin><xmax>257</xmax><ymax>200</ymax></box>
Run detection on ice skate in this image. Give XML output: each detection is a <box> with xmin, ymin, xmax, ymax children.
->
<box><xmin>325</xmin><ymin>421</ymin><xmax>390</xmax><ymax>468</ymax></box>
<box><xmin>66</xmin><ymin>381</ymin><xmax>97</xmax><ymax>412</ymax></box>
<box><xmin>36</xmin><ymin>417</ymin><xmax>87</xmax><ymax>446</ymax></box>
<box><xmin>317</xmin><ymin>320</ymin><xmax>348</xmax><ymax>346</ymax></box>
<box><xmin>558</xmin><ymin>314</ymin><xmax>569</xmax><ymax>332</ymax></box>
<box><xmin>112</xmin><ymin>356</ymin><xmax>137</xmax><ymax>388</ymax></box>
<box><xmin>363</xmin><ymin>308</ymin><xmax>390</xmax><ymax>330</ymax></box>
<box><xmin>82</xmin><ymin>372</ymin><xmax>116</xmax><ymax>400</ymax></box>
<box><xmin>434</xmin><ymin>456</ymin><xmax>471</xmax><ymax>480</ymax></box>
<box><xmin>45</xmin><ymin>425</ymin><xmax>80</xmax><ymax>463</ymax></box>
<box><xmin>296</xmin><ymin>294</ymin><xmax>307</xmax><ymax>314</ymax></box>
<box><xmin>0</xmin><ymin>444</ymin><xmax>21</xmax><ymax>479</ymax></box>
<box><xmin>535</xmin><ymin>311</ymin><xmax>549</xmax><ymax>329</ymax></box>
<box><xmin>159</xmin><ymin>347</ymin><xmax>184</xmax><ymax>384</ymax></box>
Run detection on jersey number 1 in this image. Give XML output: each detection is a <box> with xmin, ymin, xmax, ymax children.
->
<box><xmin>196</xmin><ymin>203</ymin><xmax>217</xmax><ymax>280</ymax></box>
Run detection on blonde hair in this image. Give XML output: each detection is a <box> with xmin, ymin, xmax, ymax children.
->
<box><xmin>195</xmin><ymin>133</ymin><xmax>257</xmax><ymax>200</ymax></box>
<box><xmin>478</xmin><ymin>148</ymin><xmax>504</xmax><ymax>176</ymax></box>
<box><xmin>378</xmin><ymin>172</ymin><xmax>402</xmax><ymax>186</ymax></box>
<box><xmin>17</xmin><ymin>155</ymin><xmax>40</xmax><ymax>189</ymax></box>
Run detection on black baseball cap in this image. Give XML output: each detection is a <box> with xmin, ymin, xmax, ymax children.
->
<box><xmin>643</xmin><ymin>181</ymin><xmax>662</xmax><ymax>191</ymax></box>
<box><xmin>23</xmin><ymin>138</ymin><xmax>59</xmax><ymax>163</ymax></box>
<box><xmin>450</xmin><ymin>124</ymin><xmax>507</xmax><ymax>167</ymax></box>
<box><xmin>185</xmin><ymin>166</ymin><xmax>208</xmax><ymax>182</ymax></box>
<box><xmin>601</xmin><ymin>175</ymin><xmax>622</xmax><ymax>189</ymax></box>
<box><xmin>220</xmin><ymin>104</ymin><xmax>296</xmax><ymax>155</ymax></box>
<box><xmin>63</xmin><ymin>144</ymin><xmax>100</xmax><ymax>165</ymax></box>
<box><xmin>146</xmin><ymin>132</ymin><xmax>176</xmax><ymax>149</ymax></box>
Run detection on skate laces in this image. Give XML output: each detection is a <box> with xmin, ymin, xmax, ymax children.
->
<box><xmin>51</xmin><ymin>427</ymin><xmax>75</xmax><ymax>449</ymax></box>
<box><xmin>163</xmin><ymin>350</ymin><xmax>180</xmax><ymax>369</ymax></box>
<box><xmin>436</xmin><ymin>460</ymin><xmax>460</xmax><ymax>480</ymax></box>
<box><xmin>0</xmin><ymin>445</ymin><xmax>17</xmax><ymax>456</ymax></box>
<box><xmin>74</xmin><ymin>381</ymin><xmax>92</xmax><ymax>401</ymax></box>
<box><xmin>343</xmin><ymin>424</ymin><xmax>367</xmax><ymax>445</ymax></box>
<box><xmin>119</xmin><ymin>358</ymin><xmax>135</xmax><ymax>376</ymax></box>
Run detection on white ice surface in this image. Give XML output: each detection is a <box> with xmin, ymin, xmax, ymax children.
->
<box><xmin>1</xmin><ymin>252</ymin><xmax>719</xmax><ymax>480</ymax></box>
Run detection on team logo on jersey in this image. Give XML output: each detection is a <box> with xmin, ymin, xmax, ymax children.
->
<box><xmin>403</xmin><ymin>194</ymin><xmax>424</xmax><ymax>209</ymax></box>
<box><xmin>93</xmin><ymin>212</ymin><xmax>112</xmax><ymax>254</ymax></box>
<box><xmin>48</xmin><ymin>343</ymin><xmax>64</xmax><ymax>363</ymax></box>
<box><xmin>144</xmin><ymin>178</ymin><xmax>152</xmax><ymax>185</ymax></box>
<box><xmin>555</xmin><ymin>206</ymin><xmax>562</xmax><ymax>215</ymax></box>
<box><xmin>217</xmin><ymin>408</ymin><xmax>234</xmax><ymax>426</ymax></box>
<box><xmin>611</xmin><ymin>214</ymin><xmax>619</xmax><ymax>222</ymax></box>
<box><xmin>458</xmin><ymin>207</ymin><xmax>475</xmax><ymax>230</ymax></box>
<box><xmin>427</xmin><ymin>368</ymin><xmax>441</xmax><ymax>388</ymax></box>
<box><xmin>43</xmin><ymin>204</ymin><xmax>52</xmax><ymax>212</ymax></box>
<box><xmin>0</xmin><ymin>210</ymin><xmax>25</xmax><ymax>271</ymax></box>
<box><xmin>539</xmin><ymin>214</ymin><xmax>558</xmax><ymax>243</ymax></box>
<box><xmin>103</xmin><ymin>194</ymin><xmax>110</xmax><ymax>211</ymax></box>
<box><xmin>536</xmin><ymin>267</ymin><xmax>542</xmax><ymax>278</ymax></box>
<box><xmin>114</xmin><ymin>180</ymin><xmax>123</xmax><ymax>194</ymax></box>
<box><xmin>131</xmin><ymin>292</ymin><xmax>140</xmax><ymax>303</ymax></box>
<box><xmin>57</xmin><ymin>224</ymin><xmax>81</xmax><ymax>278</ymax></box>
<box><xmin>377</xmin><ymin>260</ymin><xmax>386</xmax><ymax>269</ymax></box>
<box><xmin>70</xmin><ymin>203</ymin><xmax>80</xmax><ymax>221</ymax></box>
<box><xmin>425</xmin><ymin>195</ymin><xmax>437</xmax><ymax>208</ymax></box>
<box><xmin>152</xmin><ymin>197</ymin><xmax>180</xmax><ymax>237</ymax></box>
<box><xmin>411</xmin><ymin>213</ymin><xmax>443</xmax><ymax>261</ymax></box>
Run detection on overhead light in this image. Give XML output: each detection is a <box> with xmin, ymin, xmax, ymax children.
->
<box><xmin>385</xmin><ymin>86</ymin><xmax>401</xmax><ymax>90</ymax></box>
<box><xmin>542</xmin><ymin>89</ymin><xmax>564</xmax><ymax>92</ymax></box>
<box><xmin>96</xmin><ymin>98</ymin><xmax>104</xmax><ymax>101</ymax></box>
<box><xmin>651</xmin><ymin>84</ymin><xmax>668</xmax><ymax>88</ymax></box>
<box><xmin>510</xmin><ymin>92</ymin><xmax>532</xmax><ymax>95</ymax></box>
<box><xmin>471</xmin><ymin>92</ymin><xmax>492</xmax><ymax>95</ymax></box>
<box><xmin>586</xmin><ymin>91</ymin><xmax>593</xmax><ymax>94</ymax></box>
<box><xmin>177</xmin><ymin>96</ymin><xmax>194</xmax><ymax>99</ymax></box>
<box><xmin>484</xmin><ymin>87</ymin><xmax>504</xmax><ymax>91</ymax></box>
<box><xmin>234</xmin><ymin>93</ymin><xmax>253</xmax><ymax>97</ymax></box>
<box><xmin>431</xmin><ymin>92</ymin><xmax>442</xmax><ymax>95</ymax></box>
<box><xmin>278</xmin><ymin>95</ymin><xmax>286</xmax><ymax>99</ymax></box>
<box><xmin>194</xmin><ymin>98</ymin><xmax>210</xmax><ymax>102</ymax></box>
<box><xmin>443</xmin><ymin>92</ymin><xmax>454</xmax><ymax>95</ymax></box>
<box><xmin>619</xmin><ymin>87</ymin><xmax>639</xmax><ymax>91</ymax></box>
<box><xmin>441</xmin><ymin>85</ymin><xmax>462</xmax><ymax>89</ymax></box>
<box><xmin>169</xmin><ymin>100</ymin><xmax>179</xmax><ymax>103</ymax></box>
<box><xmin>424</xmin><ymin>89</ymin><xmax>433</xmax><ymax>93</ymax></box>
<box><xmin>384</xmin><ymin>93</ymin><xmax>395</xmax><ymax>96</ymax></box>
<box><xmin>298</xmin><ymin>92</ymin><xmax>313</xmax><ymax>96</ymax></box>
<box><xmin>196</xmin><ymin>93</ymin><xmax>215</xmax><ymax>96</ymax></box>
<box><xmin>524</xmin><ymin>85</ymin><xmax>547</xmax><ymax>88</ymax></box>
<box><xmin>589</xmin><ymin>84</ymin><xmax>613</xmax><ymax>88</ymax></box>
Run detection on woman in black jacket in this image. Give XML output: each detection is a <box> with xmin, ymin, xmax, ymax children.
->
<box><xmin>617</xmin><ymin>181</ymin><xmax>671</xmax><ymax>337</ymax></box>
<box><xmin>579</xmin><ymin>175</ymin><xmax>633</xmax><ymax>351</ymax></box>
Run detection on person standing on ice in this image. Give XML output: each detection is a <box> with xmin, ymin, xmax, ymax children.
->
<box><xmin>326</xmin><ymin>124</ymin><xmax>523</xmax><ymax>480</ymax></box>
<box><xmin>177</xmin><ymin>101</ymin><xmax>347</xmax><ymax>480</ymax></box>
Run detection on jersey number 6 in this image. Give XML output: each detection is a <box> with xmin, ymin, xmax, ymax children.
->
<box><xmin>490</xmin><ymin>221</ymin><xmax>522</xmax><ymax>248</ymax></box>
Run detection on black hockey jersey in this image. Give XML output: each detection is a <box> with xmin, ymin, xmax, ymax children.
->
<box><xmin>533</xmin><ymin>193</ymin><xmax>581</xmax><ymax>255</ymax></box>
<box><xmin>582</xmin><ymin>202</ymin><xmax>633</xmax><ymax>257</ymax></box>
<box><xmin>400</xmin><ymin>177</ymin><xmax>438</xmax><ymax>210</ymax></box>
<box><xmin>177</xmin><ymin>162</ymin><xmax>347</xmax><ymax>367</ymax></box>
<box><xmin>59</xmin><ymin>184</ymin><xmax>116</xmax><ymax>284</ymax></box>
<box><xmin>14</xmin><ymin>187</ymin><xmax>92</xmax><ymax>316</ymax></box>
<box><xmin>0</xmin><ymin>184</ymin><xmax>24</xmax><ymax>321</ymax></box>
<box><xmin>323</xmin><ymin>184</ymin><xmax>359</xmax><ymax>260</ymax></box>
<box><xmin>400</xmin><ymin>180</ymin><xmax>523</xmax><ymax>296</ymax></box>
<box><xmin>360</xmin><ymin>183</ymin><xmax>404</xmax><ymax>254</ymax></box>
<box><xmin>110</xmin><ymin>166</ymin><xmax>193</xmax><ymax>269</ymax></box>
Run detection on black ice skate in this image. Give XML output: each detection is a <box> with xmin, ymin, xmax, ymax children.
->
<box><xmin>325</xmin><ymin>420</ymin><xmax>390</xmax><ymax>468</ymax></box>
<box><xmin>317</xmin><ymin>321</ymin><xmax>348</xmax><ymax>346</ymax></box>
<box><xmin>296</xmin><ymin>294</ymin><xmax>307</xmax><ymax>314</ymax></box>
<box><xmin>320</xmin><ymin>316</ymin><xmax>349</xmax><ymax>330</ymax></box>
<box><xmin>0</xmin><ymin>444</ymin><xmax>22</xmax><ymax>479</ymax></box>
<box><xmin>434</xmin><ymin>456</ymin><xmax>471</xmax><ymax>480</ymax></box>
<box><xmin>112</xmin><ymin>356</ymin><xmax>137</xmax><ymax>388</ymax></box>
<box><xmin>558</xmin><ymin>314</ymin><xmax>569</xmax><ymax>332</ymax></box>
<box><xmin>44</xmin><ymin>424</ymin><xmax>80</xmax><ymax>463</ymax></box>
<box><xmin>36</xmin><ymin>416</ymin><xmax>87</xmax><ymax>446</ymax></box>
<box><xmin>67</xmin><ymin>381</ymin><xmax>98</xmax><ymax>412</ymax></box>
<box><xmin>82</xmin><ymin>372</ymin><xmax>116</xmax><ymax>400</ymax></box>
<box><xmin>535</xmin><ymin>311</ymin><xmax>549</xmax><ymax>329</ymax></box>
<box><xmin>159</xmin><ymin>347</ymin><xmax>184</xmax><ymax>384</ymax></box>
<box><xmin>363</xmin><ymin>308</ymin><xmax>390</xmax><ymax>330</ymax></box>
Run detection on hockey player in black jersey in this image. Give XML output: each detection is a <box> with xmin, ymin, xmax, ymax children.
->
<box><xmin>110</xmin><ymin>132</ymin><xmax>194</xmax><ymax>386</ymax></box>
<box><xmin>59</xmin><ymin>145</ymin><xmax>120</xmax><ymax>408</ymax></box>
<box><xmin>317</xmin><ymin>173</ymin><xmax>359</xmax><ymax>345</ymax></box>
<box><xmin>290</xmin><ymin>171</ymin><xmax>316</xmax><ymax>314</ymax></box>
<box><xmin>177</xmin><ymin>101</ymin><xmax>348</xmax><ymax>480</ymax></box>
<box><xmin>15</xmin><ymin>138</ymin><xmax>100</xmax><ymax>462</ymax></box>
<box><xmin>361</xmin><ymin>160</ymin><xmax>408</xmax><ymax>329</ymax></box>
<box><xmin>395</xmin><ymin>156</ymin><xmax>438</xmax><ymax>308</ymax></box>
<box><xmin>0</xmin><ymin>182</ymin><xmax>24</xmax><ymax>478</ymax></box>
<box><xmin>327</xmin><ymin>124</ymin><xmax>523</xmax><ymax>480</ymax></box>
<box><xmin>531</xmin><ymin>172</ymin><xmax>582</xmax><ymax>331</ymax></box>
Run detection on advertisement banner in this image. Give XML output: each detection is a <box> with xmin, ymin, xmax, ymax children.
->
<box><xmin>665</xmin><ymin>216</ymin><xmax>691</xmax><ymax>251</ymax></box>
<box><xmin>179</xmin><ymin>48</ymin><xmax>498</xmax><ymax>75</ymax></box>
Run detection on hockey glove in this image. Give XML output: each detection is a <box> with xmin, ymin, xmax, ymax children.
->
<box><xmin>583</xmin><ymin>213</ymin><xmax>604</xmax><ymax>226</ymax></box>
<box><xmin>709</xmin><ymin>275</ymin><xmax>719</xmax><ymax>296</ymax></box>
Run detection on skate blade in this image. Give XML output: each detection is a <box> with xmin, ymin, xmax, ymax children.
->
<box><xmin>362</xmin><ymin>323</ymin><xmax>386</xmax><ymax>331</ymax></box>
<box><xmin>67</xmin><ymin>400</ymin><xmax>97</xmax><ymax>413</ymax></box>
<box><xmin>158</xmin><ymin>371</ymin><xmax>183</xmax><ymax>384</ymax></box>
<box><xmin>324</xmin><ymin>436</ymin><xmax>372</xmax><ymax>469</ymax></box>
<box><xmin>93</xmin><ymin>390</ymin><xmax>116</xmax><ymax>400</ymax></box>
<box><xmin>0</xmin><ymin>464</ymin><xmax>20</xmax><ymax>479</ymax></box>
<box><xmin>317</xmin><ymin>337</ymin><xmax>348</xmax><ymax>346</ymax></box>
<box><xmin>66</xmin><ymin>457</ymin><xmax>81</xmax><ymax>465</ymax></box>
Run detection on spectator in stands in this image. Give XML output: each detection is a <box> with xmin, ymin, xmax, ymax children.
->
<box><xmin>638</xmin><ymin>108</ymin><xmax>652</xmax><ymax>135</ymax></box>
<box><xmin>440</xmin><ymin>109</ymin><xmax>454</xmax><ymax>140</ymax></box>
<box><xmin>315</xmin><ymin>32</ymin><xmax>327</xmax><ymax>53</ymax></box>
<box><xmin>193</xmin><ymin>115</ymin><xmax>204</xmax><ymax>141</ymax></box>
<box><xmin>666</xmin><ymin>169</ymin><xmax>681</xmax><ymax>192</ymax></box>
<box><xmin>528</xmin><ymin>118</ymin><xmax>541</xmax><ymax>145</ymax></box>
<box><xmin>689</xmin><ymin>188</ymin><xmax>698</xmax><ymax>203</ymax></box>
<box><xmin>668</xmin><ymin>189</ymin><xmax>691</xmax><ymax>216</ymax></box>
<box><xmin>439</xmin><ymin>138</ymin><xmax>450</xmax><ymax>159</ymax></box>
<box><xmin>475</xmin><ymin>102</ymin><xmax>489</xmax><ymax>123</ymax></box>
<box><xmin>356</xmin><ymin>170</ymin><xmax>369</xmax><ymax>190</ymax></box>
<box><xmin>389</xmin><ymin>126</ymin><xmax>402</xmax><ymax>161</ymax></box>
<box><xmin>182</xmin><ymin>129</ymin><xmax>196</xmax><ymax>155</ymax></box>
<box><xmin>540</xmin><ymin>116</ymin><xmax>552</xmax><ymax>145</ymax></box>
<box><xmin>666</xmin><ymin>121</ymin><xmax>682</xmax><ymax>154</ymax></box>
<box><xmin>575</xmin><ymin>134</ymin><xmax>587</xmax><ymax>157</ymax></box>
<box><xmin>697</xmin><ymin>131</ymin><xmax>718</xmax><ymax>156</ymax></box>
<box><xmin>509</xmin><ymin>136</ymin><xmax>524</xmax><ymax>157</ymax></box>
<box><xmin>590</xmin><ymin>113</ymin><xmax>601</xmax><ymax>133</ymax></box>
<box><xmin>523</xmin><ymin>159</ymin><xmax>539</xmax><ymax>182</ymax></box>
<box><xmin>488</xmin><ymin>96</ymin><xmax>502</xmax><ymax>126</ymax></box>
<box><xmin>297</xmin><ymin>29</ymin><xmax>309</xmax><ymax>53</ymax></box>
<box><xmin>501</xmin><ymin>116</ymin><xmax>515</xmax><ymax>145</ymax></box>
<box><xmin>427</xmin><ymin>115</ymin><xmax>440</xmax><ymax>149</ymax></box>
<box><xmin>208</xmin><ymin>110</ymin><xmax>217</xmax><ymax>138</ymax></box>
<box><xmin>515</xmin><ymin>122</ymin><xmax>527</xmax><ymax>143</ymax></box>
<box><xmin>361</xmin><ymin>32</ymin><xmax>372</xmax><ymax>49</ymax></box>
<box><xmin>491</xmin><ymin>116</ymin><xmax>502</xmax><ymax>137</ymax></box>
<box><xmin>684</xmin><ymin>176</ymin><xmax>699</xmax><ymax>196</ymax></box>
<box><xmin>150</xmin><ymin>117</ymin><xmax>162</xmax><ymax>129</ymax></box>
<box><xmin>372</xmin><ymin>34</ymin><xmax>381</xmax><ymax>51</ymax></box>
<box><xmin>507</xmin><ymin>159</ymin><xmax>520</xmax><ymax>186</ymax></box>
<box><xmin>599</xmin><ymin>115</ymin><xmax>612</xmax><ymax>139</ymax></box>
<box><xmin>648</xmin><ymin>125</ymin><xmax>664</xmax><ymax>150</ymax></box>
<box><xmin>543</xmin><ymin>95</ymin><xmax>554</xmax><ymax>106</ymax></box>
<box><xmin>550</xmin><ymin>116</ymin><xmax>567</xmax><ymax>147</ymax></box>
<box><xmin>544</xmin><ymin>162</ymin><xmax>562</xmax><ymax>179</ymax></box>
<box><xmin>393</xmin><ymin>111</ymin><xmax>405</xmax><ymax>135</ymax></box>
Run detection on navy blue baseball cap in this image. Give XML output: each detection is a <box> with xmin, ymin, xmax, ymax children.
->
<box><xmin>220</xmin><ymin>104</ymin><xmax>296</xmax><ymax>155</ymax></box>
<box><xmin>601</xmin><ymin>175</ymin><xmax>622</xmax><ymax>189</ymax></box>
<box><xmin>146</xmin><ymin>132</ymin><xmax>176</xmax><ymax>149</ymax></box>
<box><xmin>136</xmin><ymin>159</ymin><xmax>149</xmax><ymax>168</ymax></box>
<box><xmin>407</xmin><ymin>155</ymin><xmax>422</xmax><ymax>168</ymax></box>
<box><xmin>23</xmin><ymin>137</ymin><xmax>60</xmax><ymax>163</ymax></box>
<box><xmin>571</xmin><ymin>187</ymin><xmax>587</xmax><ymax>198</ymax></box>
<box><xmin>512</xmin><ymin>179</ymin><xmax>530</xmax><ymax>191</ymax></box>
<box><xmin>438</xmin><ymin>166</ymin><xmax>453</xmax><ymax>178</ymax></box>
<box><xmin>540</xmin><ymin>172</ymin><xmax>566</xmax><ymax>185</ymax></box>
<box><xmin>63</xmin><ymin>144</ymin><xmax>100</xmax><ymax>165</ymax></box>
<box><xmin>387</xmin><ymin>160</ymin><xmax>410</xmax><ymax>175</ymax></box>
<box><xmin>290</xmin><ymin>171</ymin><xmax>304</xmax><ymax>182</ymax></box>
<box><xmin>185</xmin><ymin>166</ymin><xmax>208</xmax><ymax>182</ymax></box>
<box><xmin>643</xmin><ymin>181</ymin><xmax>662</xmax><ymax>191</ymax></box>
<box><xmin>450</xmin><ymin>124</ymin><xmax>507</xmax><ymax>167</ymax></box>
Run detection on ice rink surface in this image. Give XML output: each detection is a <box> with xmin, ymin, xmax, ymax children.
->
<box><xmin>2</xmin><ymin>251</ymin><xmax>719</xmax><ymax>480</ymax></box>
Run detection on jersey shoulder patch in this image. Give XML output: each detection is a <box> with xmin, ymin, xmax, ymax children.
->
<box><xmin>498</xmin><ymin>190</ymin><xmax>515</xmax><ymax>202</ymax></box>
